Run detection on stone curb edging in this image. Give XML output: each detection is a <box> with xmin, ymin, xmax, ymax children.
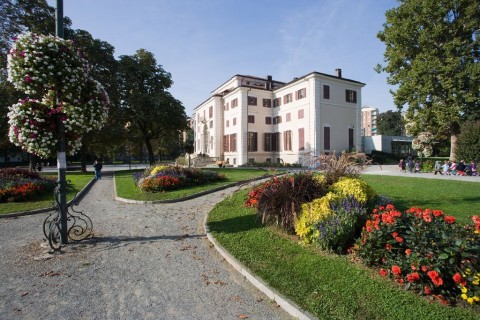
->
<box><xmin>203</xmin><ymin>215</ymin><xmax>317</xmax><ymax>320</ymax></box>
<box><xmin>0</xmin><ymin>178</ymin><xmax>96</xmax><ymax>219</ymax></box>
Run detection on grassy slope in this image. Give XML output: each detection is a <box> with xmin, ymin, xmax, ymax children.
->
<box><xmin>208</xmin><ymin>190</ymin><xmax>478</xmax><ymax>320</ymax></box>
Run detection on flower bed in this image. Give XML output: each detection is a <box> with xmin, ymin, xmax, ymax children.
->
<box><xmin>133</xmin><ymin>165</ymin><xmax>227</xmax><ymax>192</ymax></box>
<box><xmin>242</xmin><ymin>152</ymin><xmax>479</xmax><ymax>307</ymax></box>
<box><xmin>0</xmin><ymin>168</ymin><xmax>56</xmax><ymax>202</ymax></box>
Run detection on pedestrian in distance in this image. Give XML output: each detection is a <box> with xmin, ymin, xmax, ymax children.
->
<box><xmin>434</xmin><ymin>160</ymin><xmax>442</xmax><ymax>175</ymax></box>
<box><xmin>407</xmin><ymin>159</ymin><xmax>414</xmax><ymax>173</ymax></box>
<box><xmin>93</xmin><ymin>159</ymin><xmax>103</xmax><ymax>181</ymax></box>
<box><xmin>414</xmin><ymin>160</ymin><xmax>421</xmax><ymax>173</ymax></box>
<box><xmin>399</xmin><ymin>159</ymin><xmax>406</xmax><ymax>173</ymax></box>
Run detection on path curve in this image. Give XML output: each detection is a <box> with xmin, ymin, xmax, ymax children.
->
<box><xmin>0</xmin><ymin>173</ymin><xmax>293</xmax><ymax>320</ymax></box>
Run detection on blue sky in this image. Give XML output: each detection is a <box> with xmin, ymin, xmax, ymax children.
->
<box><xmin>48</xmin><ymin>0</ymin><xmax>399</xmax><ymax>116</ymax></box>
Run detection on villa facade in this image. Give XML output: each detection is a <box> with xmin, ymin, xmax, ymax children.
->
<box><xmin>193</xmin><ymin>70</ymin><xmax>365</xmax><ymax>166</ymax></box>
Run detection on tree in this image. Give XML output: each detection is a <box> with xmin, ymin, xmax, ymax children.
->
<box><xmin>377</xmin><ymin>0</ymin><xmax>480</xmax><ymax>160</ymax></box>
<box><xmin>118</xmin><ymin>49</ymin><xmax>187</xmax><ymax>165</ymax></box>
<box><xmin>454</xmin><ymin>120</ymin><xmax>480</xmax><ymax>163</ymax></box>
<box><xmin>376</xmin><ymin>110</ymin><xmax>403</xmax><ymax>136</ymax></box>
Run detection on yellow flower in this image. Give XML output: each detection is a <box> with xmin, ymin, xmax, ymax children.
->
<box><xmin>467</xmin><ymin>297</ymin><xmax>474</xmax><ymax>304</ymax></box>
<box><xmin>461</xmin><ymin>293</ymin><xmax>468</xmax><ymax>300</ymax></box>
<box><xmin>461</xmin><ymin>287</ymin><xmax>468</xmax><ymax>294</ymax></box>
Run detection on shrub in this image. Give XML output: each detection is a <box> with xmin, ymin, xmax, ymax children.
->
<box><xmin>295</xmin><ymin>192</ymin><xmax>341</xmax><ymax>244</ymax></box>
<box><xmin>355</xmin><ymin>205</ymin><xmax>480</xmax><ymax>305</ymax></box>
<box><xmin>312</xmin><ymin>152</ymin><xmax>371</xmax><ymax>185</ymax></box>
<box><xmin>134</xmin><ymin>165</ymin><xmax>227</xmax><ymax>192</ymax></box>
<box><xmin>317</xmin><ymin>196</ymin><xmax>367</xmax><ymax>253</ymax></box>
<box><xmin>244</xmin><ymin>172</ymin><xmax>327</xmax><ymax>233</ymax></box>
<box><xmin>295</xmin><ymin>177</ymin><xmax>376</xmax><ymax>245</ymax></box>
<box><xmin>140</xmin><ymin>175</ymin><xmax>183</xmax><ymax>192</ymax></box>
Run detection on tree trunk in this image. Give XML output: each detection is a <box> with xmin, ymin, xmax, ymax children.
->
<box><xmin>80</xmin><ymin>144</ymin><xmax>87</xmax><ymax>173</ymax></box>
<box><xmin>449</xmin><ymin>133</ymin><xmax>458</xmax><ymax>161</ymax></box>
<box><xmin>144</xmin><ymin>138</ymin><xmax>155</xmax><ymax>166</ymax></box>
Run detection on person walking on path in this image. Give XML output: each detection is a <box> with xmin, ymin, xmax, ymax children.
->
<box><xmin>93</xmin><ymin>159</ymin><xmax>103</xmax><ymax>180</ymax></box>
<box><xmin>434</xmin><ymin>160</ymin><xmax>442</xmax><ymax>175</ymax></box>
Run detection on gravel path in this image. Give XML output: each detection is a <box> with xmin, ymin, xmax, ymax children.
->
<box><xmin>0</xmin><ymin>173</ymin><xmax>292</xmax><ymax>320</ymax></box>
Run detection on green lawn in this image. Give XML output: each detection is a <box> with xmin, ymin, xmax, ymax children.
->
<box><xmin>114</xmin><ymin>168</ymin><xmax>272</xmax><ymax>201</ymax></box>
<box><xmin>361</xmin><ymin>175</ymin><xmax>480</xmax><ymax>224</ymax></box>
<box><xmin>0</xmin><ymin>172</ymin><xmax>94</xmax><ymax>215</ymax></box>
<box><xmin>207</xmin><ymin>188</ymin><xmax>479</xmax><ymax>320</ymax></box>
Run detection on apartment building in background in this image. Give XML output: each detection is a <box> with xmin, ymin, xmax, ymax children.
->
<box><xmin>193</xmin><ymin>70</ymin><xmax>365</xmax><ymax>167</ymax></box>
<box><xmin>361</xmin><ymin>106</ymin><xmax>378</xmax><ymax>136</ymax></box>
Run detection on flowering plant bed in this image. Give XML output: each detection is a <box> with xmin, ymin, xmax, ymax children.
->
<box><xmin>355</xmin><ymin>204</ymin><xmax>480</xmax><ymax>306</ymax></box>
<box><xmin>0</xmin><ymin>168</ymin><xmax>56</xmax><ymax>203</ymax></box>
<box><xmin>133</xmin><ymin>165</ymin><xmax>227</xmax><ymax>192</ymax></box>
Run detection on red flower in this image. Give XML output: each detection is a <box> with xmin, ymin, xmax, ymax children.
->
<box><xmin>427</xmin><ymin>270</ymin><xmax>443</xmax><ymax>286</ymax></box>
<box><xmin>444</xmin><ymin>216</ymin><xmax>456</xmax><ymax>224</ymax></box>
<box><xmin>452</xmin><ymin>273</ymin><xmax>463</xmax><ymax>284</ymax></box>
<box><xmin>432</xmin><ymin>210</ymin><xmax>444</xmax><ymax>217</ymax></box>
<box><xmin>405</xmin><ymin>249</ymin><xmax>412</xmax><ymax>256</ymax></box>
<box><xmin>423</xmin><ymin>212</ymin><xmax>432</xmax><ymax>223</ymax></box>
<box><xmin>407</xmin><ymin>272</ymin><xmax>420</xmax><ymax>283</ymax></box>
<box><xmin>391</xmin><ymin>232</ymin><xmax>398</xmax><ymax>238</ymax></box>
<box><xmin>424</xmin><ymin>286</ymin><xmax>432</xmax><ymax>295</ymax></box>
<box><xmin>395</xmin><ymin>236</ymin><xmax>404</xmax><ymax>243</ymax></box>
<box><xmin>379</xmin><ymin>269</ymin><xmax>388</xmax><ymax>277</ymax></box>
<box><xmin>385</xmin><ymin>244</ymin><xmax>392</xmax><ymax>251</ymax></box>
<box><xmin>421</xmin><ymin>265</ymin><xmax>428</xmax><ymax>272</ymax></box>
<box><xmin>391</xmin><ymin>265</ymin><xmax>402</xmax><ymax>277</ymax></box>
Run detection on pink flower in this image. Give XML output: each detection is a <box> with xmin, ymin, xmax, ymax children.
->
<box><xmin>444</xmin><ymin>216</ymin><xmax>456</xmax><ymax>224</ymax></box>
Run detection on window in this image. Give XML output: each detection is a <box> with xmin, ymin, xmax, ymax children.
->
<box><xmin>247</xmin><ymin>132</ymin><xmax>258</xmax><ymax>152</ymax></box>
<box><xmin>298</xmin><ymin>109</ymin><xmax>304</xmax><ymax>119</ymax></box>
<box><xmin>248</xmin><ymin>96</ymin><xmax>257</xmax><ymax>106</ymax></box>
<box><xmin>324</xmin><ymin>126</ymin><xmax>330</xmax><ymax>150</ymax></box>
<box><xmin>286</xmin><ymin>113</ymin><xmax>291</xmax><ymax>122</ymax></box>
<box><xmin>273</xmin><ymin>97</ymin><xmax>281</xmax><ymax>107</ymax></box>
<box><xmin>298</xmin><ymin>128</ymin><xmax>305</xmax><ymax>150</ymax></box>
<box><xmin>349</xmin><ymin>128</ymin><xmax>354</xmax><ymax>150</ymax></box>
<box><xmin>224</xmin><ymin>102</ymin><xmax>229</xmax><ymax>111</ymax></box>
<box><xmin>346</xmin><ymin>90</ymin><xmax>357</xmax><ymax>103</ymax></box>
<box><xmin>209</xmin><ymin>120</ymin><xmax>213</xmax><ymax>128</ymax></box>
<box><xmin>209</xmin><ymin>106</ymin><xmax>213</xmax><ymax>118</ymax></box>
<box><xmin>226</xmin><ymin>120</ymin><xmax>229</xmax><ymax>127</ymax></box>
<box><xmin>230</xmin><ymin>133</ymin><xmax>237</xmax><ymax>152</ymax></box>
<box><xmin>323</xmin><ymin>85</ymin><xmax>330</xmax><ymax>99</ymax></box>
<box><xmin>231</xmin><ymin>98</ymin><xmax>238</xmax><ymax>108</ymax></box>
<box><xmin>263</xmin><ymin>98</ymin><xmax>272</xmax><ymax>108</ymax></box>
<box><xmin>210</xmin><ymin>136</ymin><xmax>213</xmax><ymax>150</ymax></box>
<box><xmin>283</xmin><ymin>93</ymin><xmax>293</xmax><ymax>104</ymax></box>
<box><xmin>265</xmin><ymin>158</ymin><xmax>272</xmax><ymax>163</ymax></box>
<box><xmin>248</xmin><ymin>115</ymin><xmax>255</xmax><ymax>123</ymax></box>
<box><xmin>272</xmin><ymin>116</ymin><xmax>282</xmax><ymax>124</ymax></box>
<box><xmin>284</xmin><ymin>130</ymin><xmax>292</xmax><ymax>151</ymax></box>
<box><xmin>233</xmin><ymin>117</ymin><xmax>236</xmax><ymax>126</ymax></box>
<box><xmin>264</xmin><ymin>133</ymin><xmax>280</xmax><ymax>151</ymax></box>
<box><xmin>296</xmin><ymin>88</ymin><xmax>306</xmax><ymax>100</ymax></box>
<box><xmin>265</xmin><ymin>117</ymin><xmax>272</xmax><ymax>124</ymax></box>
<box><xmin>223</xmin><ymin>135</ymin><xmax>228</xmax><ymax>152</ymax></box>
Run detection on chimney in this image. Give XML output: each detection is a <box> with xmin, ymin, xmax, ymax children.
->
<box><xmin>265</xmin><ymin>75</ymin><xmax>273</xmax><ymax>90</ymax></box>
<box><xmin>335</xmin><ymin>68</ymin><xmax>342</xmax><ymax>78</ymax></box>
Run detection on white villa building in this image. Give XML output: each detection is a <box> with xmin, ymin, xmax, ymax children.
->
<box><xmin>193</xmin><ymin>70</ymin><xmax>365</xmax><ymax>167</ymax></box>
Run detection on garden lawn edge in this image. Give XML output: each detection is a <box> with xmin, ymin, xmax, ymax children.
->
<box><xmin>0</xmin><ymin>177</ymin><xmax>96</xmax><ymax>219</ymax></box>
<box><xmin>203</xmin><ymin>212</ymin><xmax>317</xmax><ymax>320</ymax></box>
<box><xmin>113</xmin><ymin>172</ymin><xmax>273</xmax><ymax>204</ymax></box>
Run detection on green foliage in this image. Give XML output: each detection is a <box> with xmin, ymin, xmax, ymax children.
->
<box><xmin>455</xmin><ymin>121</ymin><xmax>480</xmax><ymax>163</ymax></box>
<box><xmin>376</xmin><ymin>110</ymin><xmax>403</xmax><ymax>136</ymax></box>
<box><xmin>355</xmin><ymin>205</ymin><xmax>480</xmax><ymax>305</ymax></box>
<box><xmin>317</xmin><ymin>196</ymin><xmax>367</xmax><ymax>253</ymax></box>
<box><xmin>378</xmin><ymin>0</ymin><xmax>480</xmax><ymax>151</ymax></box>
<box><xmin>296</xmin><ymin>177</ymin><xmax>376</xmax><ymax>245</ymax></box>
<box><xmin>244</xmin><ymin>172</ymin><xmax>327</xmax><ymax>233</ymax></box>
<box><xmin>118</xmin><ymin>49</ymin><xmax>187</xmax><ymax>165</ymax></box>
<box><xmin>208</xmin><ymin>190</ymin><xmax>479</xmax><ymax>319</ymax></box>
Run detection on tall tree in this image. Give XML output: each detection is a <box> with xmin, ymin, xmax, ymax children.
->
<box><xmin>454</xmin><ymin>120</ymin><xmax>480</xmax><ymax>163</ymax></box>
<box><xmin>376</xmin><ymin>110</ymin><xmax>404</xmax><ymax>136</ymax></box>
<box><xmin>377</xmin><ymin>0</ymin><xmax>480</xmax><ymax>160</ymax></box>
<box><xmin>118</xmin><ymin>49</ymin><xmax>187</xmax><ymax>165</ymax></box>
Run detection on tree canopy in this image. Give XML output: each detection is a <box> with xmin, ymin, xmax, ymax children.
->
<box><xmin>118</xmin><ymin>49</ymin><xmax>187</xmax><ymax>165</ymax></box>
<box><xmin>377</xmin><ymin>0</ymin><xmax>480</xmax><ymax>159</ymax></box>
<box><xmin>376</xmin><ymin>110</ymin><xmax>404</xmax><ymax>136</ymax></box>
